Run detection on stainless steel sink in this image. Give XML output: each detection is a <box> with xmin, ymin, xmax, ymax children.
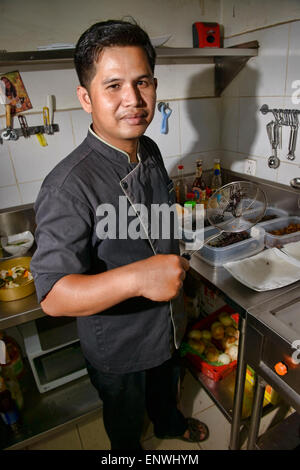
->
<box><xmin>0</xmin><ymin>203</ymin><xmax>36</xmax><ymax>237</ymax></box>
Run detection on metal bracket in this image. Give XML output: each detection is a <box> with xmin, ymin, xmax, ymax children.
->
<box><xmin>0</xmin><ymin>124</ymin><xmax>59</xmax><ymax>142</ymax></box>
<box><xmin>215</xmin><ymin>40</ymin><xmax>259</xmax><ymax>97</ymax></box>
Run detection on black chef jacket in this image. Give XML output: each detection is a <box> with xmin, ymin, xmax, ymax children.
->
<box><xmin>31</xmin><ymin>128</ymin><xmax>186</xmax><ymax>373</ymax></box>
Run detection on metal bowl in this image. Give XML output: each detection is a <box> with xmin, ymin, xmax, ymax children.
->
<box><xmin>0</xmin><ymin>256</ymin><xmax>35</xmax><ymax>302</ymax></box>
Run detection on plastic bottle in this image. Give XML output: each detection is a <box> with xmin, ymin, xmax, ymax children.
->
<box><xmin>211</xmin><ymin>159</ymin><xmax>222</xmax><ymax>193</ymax></box>
<box><xmin>0</xmin><ymin>331</ymin><xmax>24</xmax><ymax>379</ymax></box>
<box><xmin>0</xmin><ymin>375</ymin><xmax>20</xmax><ymax>432</ymax></box>
<box><xmin>0</xmin><ymin>366</ymin><xmax>23</xmax><ymax>410</ymax></box>
<box><xmin>175</xmin><ymin>164</ymin><xmax>187</xmax><ymax>205</ymax></box>
<box><xmin>192</xmin><ymin>159</ymin><xmax>206</xmax><ymax>204</ymax></box>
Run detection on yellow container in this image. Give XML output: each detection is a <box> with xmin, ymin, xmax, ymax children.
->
<box><xmin>0</xmin><ymin>257</ymin><xmax>35</xmax><ymax>302</ymax></box>
<box><xmin>246</xmin><ymin>365</ymin><xmax>280</xmax><ymax>406</ymax></box>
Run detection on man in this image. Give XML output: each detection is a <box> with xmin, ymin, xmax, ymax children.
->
<box><xmin>31</xmin><ymin>20</ymin><xmax>208</xmax><ymax>450</ymax></box>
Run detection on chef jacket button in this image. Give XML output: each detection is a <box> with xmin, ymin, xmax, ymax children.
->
<box><xmin>122</xmin><ymin>181</ymin><xmax>128</xmax><ymax>189</ymax></box>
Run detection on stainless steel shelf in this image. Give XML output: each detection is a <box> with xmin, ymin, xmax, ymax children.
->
<box><xmin>0</xmin><ymin>42</ymin><xmax>259</xmax><ymax>96</ymax></box>
<box><xmin>0</xmin><ymin>363</ymin><xmax>102</xmax><ymax>450</ymax></box>
<box><xmin>0</xmin><ymin>45</ymin><xmax>258</xmax><ymax>64</ymax></box>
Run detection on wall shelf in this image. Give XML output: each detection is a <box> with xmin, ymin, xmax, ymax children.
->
<box><xmin>0</xmin><ymin>41</ymin><xmax>259</xmax><ymax>96</ymax></box>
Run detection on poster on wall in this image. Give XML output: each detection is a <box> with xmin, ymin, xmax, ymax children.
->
<box><xmin>0</xmin><ymin>70</ymin><xmax>32</xmax><ymax>114</ymax></box>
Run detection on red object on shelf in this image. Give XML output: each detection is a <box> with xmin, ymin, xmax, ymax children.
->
<box><xmin>185</xmin><ymin>305</ymin><xmax>239</xmax><ymax>382</ymax></box>
<box><xmin>192</xmin><ymin>22</ymin><xmax>221</xmax><ymax>48</ymax></box>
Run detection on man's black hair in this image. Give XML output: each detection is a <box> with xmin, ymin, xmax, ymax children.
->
<box><xmin>74</xmin><ymin>19</ymin><xmax>156</xmax><ymax>89</ymax></box>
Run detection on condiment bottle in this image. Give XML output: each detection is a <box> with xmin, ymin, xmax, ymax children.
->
<box><xmin>0</xmin><ymin>331</ymin><xmax>24</xmax><ymax>379</ymax></box>
<box><xmin>175</xmin><ymin>164</ymin><xmax>187</xmax><ymax>205</ymax></box>
<box><xmin>211</xmin><ymin>159</ymin><xmax>222</xmax><ymax>193</ymax></box>
<box><xmin>0</xmin><ymin>375</ymin><xmax>20</xmax><ymax>432</ymax></box>
<box><xmin>192</xmin><ymin>159</ymin><xmax>206</xmax><ymax>204</ymax></box>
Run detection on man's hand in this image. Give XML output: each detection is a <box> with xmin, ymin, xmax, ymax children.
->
<box><xmin>135</xmin><ymin>254</ymin><xmax>190</xmax><ymax>302</ymax></box>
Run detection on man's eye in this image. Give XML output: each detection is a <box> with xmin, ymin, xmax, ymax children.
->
<box><xmin>137</xmin><ymin>80</ymin><xmax>148</xmax><ymax>87</ymax></box>
<box><xmin>108</xmin><ymin>84</ymin><xmax>120</xmax><ymax>90</ymax></box>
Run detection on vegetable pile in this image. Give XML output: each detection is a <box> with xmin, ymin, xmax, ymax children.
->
<box><xmin>0</xmin><ymin>265</ymin><xmax>33</xmax><ymax>289</ymax></box>
<box><xmin>186</xmin><ymin>311</ymin><xmax>239</xmax><ymax>365</ymax></box>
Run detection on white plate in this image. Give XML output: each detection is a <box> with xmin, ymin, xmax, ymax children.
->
<box><xmin>224</xmin><ymin>248</ymin><xmax>300</xmax><ymax>291</ymax></box>
<box><xmin>280</xmin><ymin>240</ymin><xmax>300</xmax><ymax>266</ymax></box>
<box><xmin>150</xmin><ymin>35</ymin><xmax>172</xmax><ymax>47</ymax></box>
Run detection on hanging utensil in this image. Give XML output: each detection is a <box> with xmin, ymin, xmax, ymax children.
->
<box><xmin>157</xmin><ymin>101</ymin><xmax>172</xmax><ymax>134</ymax></box>
<box><xmin>287</xmin><ymin>110</ymin><xmax>298</xmax><ymax>161</ymax></box>
<box><xmin>267</xmin><ymin>120</ymin><xmax>280</xmax><ymax>169</ymax></box>
<box><xmin>17</xmin><ymin>115</ymin><xmax>29</xmax><ymax>138</ymax></box>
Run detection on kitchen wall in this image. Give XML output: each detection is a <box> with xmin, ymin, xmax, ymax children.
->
<box><xmin>220</xmin><ymin>1</ymin><xmax>300</xmax><ymax>186</ymax></box>
<box><xmin>0</xmin><ymin>0</ymin><xmax>221</xmax><ymax>209</ymax></box>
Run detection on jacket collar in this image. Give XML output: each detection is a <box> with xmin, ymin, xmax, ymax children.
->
<box><xmin>86</xmin><ymin>125</ymin><xmax>142</xmax><ymax>165</ymax></box>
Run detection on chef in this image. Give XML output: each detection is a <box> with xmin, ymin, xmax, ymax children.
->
<box><xmin>31</xmin><ymin>19</ymin><xmax>209</xmax><ymax>450</ymax></box>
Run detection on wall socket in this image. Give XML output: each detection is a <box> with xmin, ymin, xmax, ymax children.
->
<box><xmin>244</xmin><ymin>159</ymin><xmax>257</xmax><ymax>176</ymax></box>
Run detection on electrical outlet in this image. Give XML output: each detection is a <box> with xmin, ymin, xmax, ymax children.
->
<box><xmin>244</xmin><ymin>159</ymin><xmax>257</xmax><ymax>176</ymax></box>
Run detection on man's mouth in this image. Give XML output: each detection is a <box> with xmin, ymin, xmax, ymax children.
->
<box><xmin>121</xmin><ymin>112</ymin><xmax>148</xmax><ymax>125</ymax></box>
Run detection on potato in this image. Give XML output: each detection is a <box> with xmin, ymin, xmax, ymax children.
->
<box><xmin>188</xmin><ymin>338</ymin><xmax>205</xmax><ymax>355</ymax></box>
<box><xmin>221</xmin><ymin>335</ymin><xmax>236</xmax><ymax>350</ymax></box>
<box><xmin>218</xmin><ymin>312</ymin><xmax>233</xmax><ymax>327</ymax></box>
<box><xmin>224</xmin><ymin>326</ymin><xmax>237</xmax><ymax>336</ymax></box>
<box><xmin>188</xmin><ymin>329</ymin><xmax>202</xmax><ymax>340</ymax></box>
<box><xmin>206</xmin><ymin>348</ymin><xmax>220</xmax><ymax>363</ymax></box>
<box><xmin>211</xmin><ymin>324</ymin><xmax>225</xmax><ymax>340</ymax></box>
<box><xmin>211</xmin><ymin>321</ymin><xmax>222</xmax><ymax>330</ymax></box>
<box><xmin>201</xmin><ymin>329</ymin><xmax>212</xmax><ymax>341</ymax></box>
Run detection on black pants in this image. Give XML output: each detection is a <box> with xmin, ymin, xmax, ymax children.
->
<box><xmin>86</xmin><ymin>355</ymin><xmax>187</xmax><ymax>450</ymax></box>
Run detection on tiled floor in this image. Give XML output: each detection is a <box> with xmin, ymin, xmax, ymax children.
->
<box><xmin>25</xmin><ymin>369</ymin><xmax>292</xmax><ymax>450</ymax></box>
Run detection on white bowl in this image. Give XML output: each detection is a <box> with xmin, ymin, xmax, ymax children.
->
<box><xmin>1</xmin><ymin>231</ymin><xmax>34</xmax><ymax>257</ymax></box>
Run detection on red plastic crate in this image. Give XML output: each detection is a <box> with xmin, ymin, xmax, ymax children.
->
<box><xmin>184</xmin><ymin>305</ymin><xmax>239</xmax><ymax>381</ymax></box>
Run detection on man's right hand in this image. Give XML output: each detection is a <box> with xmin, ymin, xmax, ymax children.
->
<box><xmin>134</xmin><ymin>254</ymin><xmax>190</xmax><ymax>302</ymax></box>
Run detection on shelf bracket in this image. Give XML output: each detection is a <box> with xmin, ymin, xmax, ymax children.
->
<box><xmin>214</xmin><ymin>41</ymin><xmax>259</xmax><ymax>97</ymax></box>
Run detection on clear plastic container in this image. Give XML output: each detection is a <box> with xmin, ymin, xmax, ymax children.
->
<box><xmin>195</xmin><ymin>225</ymin><xmax>265</xmax><ymax>266</ymax></box>
<box><xmin>256</xmin><ymin>206</ymin><xmax>288</xmax><ymax>225</ymax></box>
<box><xmin>258</xmin><ymin>216</ymin><xmax>300</xmax><ymax>248</ymax></box>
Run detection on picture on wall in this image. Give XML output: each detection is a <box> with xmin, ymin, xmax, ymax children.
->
<box><xmin>0</xmin><ymin>70</ymin><xmax>32</xmax><ymax>114</ymax></box>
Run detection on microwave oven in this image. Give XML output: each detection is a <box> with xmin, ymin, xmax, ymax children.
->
<box><xmin>20</xmin><ymin>316</ymin><xmax>87</xmax><ymax>393</ymax></box>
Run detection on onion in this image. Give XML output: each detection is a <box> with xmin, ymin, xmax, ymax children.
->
<box><xmin>226</xmin><ymin>344</ymin><xmax>238</xmax><ymax>361</ymax></box>
<box><xmin>218</xmin><ymin>353</ymin><xmax>231</xmax><ymax>365</ymax></box>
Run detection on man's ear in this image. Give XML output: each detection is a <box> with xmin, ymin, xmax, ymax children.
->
<box><xmin>154</xmin><ymin>78</ymin><xmax>158</xmax><ymax>90</ymax></box>
<box><xmin>77</xmin><ymin>86</ymin><xmax>92</xmax><ymax>113</ymax></box>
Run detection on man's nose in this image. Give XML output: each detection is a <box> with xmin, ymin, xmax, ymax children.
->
<box><xmin>122</xmin><ymin>84</ymin><xmax>143</xmax><ymax>106</ymax></box>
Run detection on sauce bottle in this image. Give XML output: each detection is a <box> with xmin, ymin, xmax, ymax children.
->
<box><xmin>211</xmin><ymin>159</ymin><xmax>222</xmax><ymax>193</ymax></box>
<box><xmin>175</xmin><ymin>164</ymin><xmax>187</xmax><ymax>205</ymax></box>
<box><xmin>192</xmin><ymin>159</ymin><xmax>206</xmax><ymax>204</ymax></box>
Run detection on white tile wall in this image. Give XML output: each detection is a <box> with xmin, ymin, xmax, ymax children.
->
<box><xmin>179</xmin><ymin>98</ymin><xmax>220</xmax><ymax>155</ymax></box>
<box><xmin>220</xmin><ymin>21</ymin><xmax>300</xmax><ymax>188</ymax></box>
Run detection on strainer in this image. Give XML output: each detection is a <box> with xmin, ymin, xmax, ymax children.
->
<box><xmin>182</xmin><ymin>181</ymin><xmax>267</xmax><ymax>260</ymax></box>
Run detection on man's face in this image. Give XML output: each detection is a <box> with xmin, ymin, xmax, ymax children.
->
<box><xmin>77</xmin><ymin>46</ymin><xmax>157</xmax><ymax>151</ymax></box>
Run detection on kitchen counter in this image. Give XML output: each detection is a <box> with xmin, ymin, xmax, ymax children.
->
<box><xmin>187</xmin><ymin>249</ymin><xmax>300</xmax><ymax>314</ymax></box>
